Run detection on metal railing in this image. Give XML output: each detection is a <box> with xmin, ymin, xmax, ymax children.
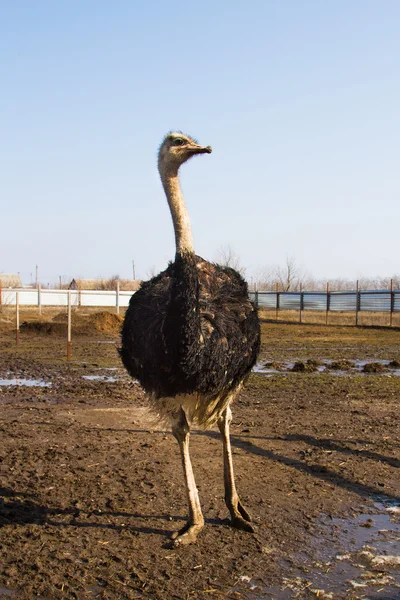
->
<box><xmin>1</xmin><ymin>285</ymin><xmax>399</xmax><ymax>325</ymax></box>
<box><xmin>249</xmin><ymin>289</ymin><xmax>400</xmax><ymax>326</ymax></box>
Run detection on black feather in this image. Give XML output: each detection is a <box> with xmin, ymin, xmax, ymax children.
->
<box><xmin>120</xmin><ymin>252</ymin><xmax>260</xmax><ymax>406</ymax></box>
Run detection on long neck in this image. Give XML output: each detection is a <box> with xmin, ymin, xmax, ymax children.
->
<box><xmin>160</xmin><ymin>168</ymin><xmax>194</xmax><ymax>255</ymax></box>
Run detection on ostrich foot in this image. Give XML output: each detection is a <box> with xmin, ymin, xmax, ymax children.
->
<box><xmin>230</xmin><ymin>501</ymin><xmax>255</xmax><ymax>533</ymax></box>
<box><xmin>170</xmin><ymin>521</ymin><xmax>204</xmax><ymax>546</ymax></box>
<box><xmin>237</xmin><ymin>501</ymin><xmax>252</xmax><ymax>522</ymax></box>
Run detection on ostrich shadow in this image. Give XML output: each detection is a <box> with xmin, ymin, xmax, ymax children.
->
<box><xmin>79</xmin><ymin>426</ymin><xmax>399</xmax><ymax>502</ymax></box>
<box><xmin>216</xmin><ymin>431</ymin><xmax>400</xmax><ymax>470</ymax></box>
<box><xmin>85</xmin><ymin>426</ymin><xmax>400</xmax><ymax>471</ymax></box>
<box><xmin>0</xmin><ymin>486</ymin><xmax>225</xmax><ymax>538</ymax></box>
<box><xmin>200</xmin><ymin>431</ymin><xmax>400</xmax><ymax>504</ymax></box>
<box><xmin>281</xmin><ymin>433</ymin><xmax>400</xmax><ymax>469</ymax></box>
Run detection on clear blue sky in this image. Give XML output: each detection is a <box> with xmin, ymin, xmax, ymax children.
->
<box><xmin>1</xmin><ymin>1</ymin><xmax>399</xmax><ymax>285</ymax></box>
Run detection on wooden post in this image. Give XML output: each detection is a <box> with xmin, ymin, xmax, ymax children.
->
<box><xmin>67</xmin><ymin>291</ymin><xmax>72</xmax><ymax>361</ymax></box>
<box><xmin>326</xmin><ymin>282</ymin><xmax>330</xmax><ymax>325</ymax></box>
<box><xmin>38</xmin><ymin>284</ymin><xmax>42</xmax><ymax>315</ymax></box>
<box><xmin>275</xmin><ymin>282</ymin><xmax>279</xmax><ymax>322</ymax></box>
<box><xmin>355</xmin><ymin>280</ymin><xmax>360</xmax><ymax>327</ymax></box>
<box><xmin>16</xmin><ymin>291</ymin><xmax>20</xmax><ymax>345</ymax></box>
<box><xmin>390</xmin><ymin>279</ymin><xmax>394</xmax><ymax>327</ymax></box>
<box><xmin>254</xmin><ymin>281</ymin><xmax>259</xmax><ymax>308</ymax></box>
<box><xmin>116</xmin><ymin>281</ymin><xmax>120</xmax><ymax>315</ymax></box>
<box><xmin>299</xmin><ymin>284</ymin><xmax>303</xmax><ymax>324</ymax></box>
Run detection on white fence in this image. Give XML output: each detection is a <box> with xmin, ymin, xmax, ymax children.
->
<box><xmin>0</xmin><ymin>287</ymin><xmax>135</xmax><ymax>310</ymax></box>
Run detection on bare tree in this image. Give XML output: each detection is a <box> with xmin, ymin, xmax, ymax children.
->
<box><xmin>275</xmin><ymin>256</ymin><xmax>311</xmax><ymax>292</ymax></box>
<box><xmin>215</xmin><ymin>245</ymin><xmax>246</xmax><ymax>275</ymax></box>
<box><xmin>146</xmin><ymin>266</ymin><xmax>157</xmax><ymax>280</ymax></box>
<box><xmin>252</xmin><ymin>266</ymin><xmax>275</xmax><ymax>291</ymax></box>
<box><xmin>392</xmin><ymin>275</ymin><xmax>400</xmax><ymax>290</ymax></box>
<box><xmin>253</xmin><ymin>263</ymin><xmax>400</xmax><ymax>293</ymax></box>
<box><xmin>251</xmin><ymin>257</ymin><xmax>311</xmax><ymax>291</ymax></box>
<box><xmin>102</xmin><ymin>274</ymin><xmax>121</xmax><ymax>291</ymax></box>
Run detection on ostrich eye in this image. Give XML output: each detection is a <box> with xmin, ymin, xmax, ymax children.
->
<box><xmin>172</xmin><ymin>138</ymin><xmax>185</xmax><ymax>146</ymax></box>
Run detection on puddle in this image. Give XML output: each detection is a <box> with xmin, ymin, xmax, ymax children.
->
<box><xmin>82</xmin><ymin>375</ymin><xmax>118</xmax><ymax>382</ymax></box>
<box><xmin>210</xmin><ymin>497</ymin><xmax>400</xmax><ymax>599</ymax></box>
<box><xmin>243</xmin><ymin>497</ymin><xmax>400</xmax><ymax>599</ymax></box>
<box><xmin>297</xmin><ymin>499</ymin><xmax>400</xmax><ymax>598</ymax></box>
<box><xmin>0</xmin><ymin>500</ymin><xmax>398</xmax><ymax>599</ymax></box>
<box><xmin>255</xmin><ymin>358</ymin><xmax>400</xmax><ymax>377</ymax></box>
<box><xmin>0</xmin><ymin>378</ymin><xmax>52</xmax><ymax>388</ymax></box>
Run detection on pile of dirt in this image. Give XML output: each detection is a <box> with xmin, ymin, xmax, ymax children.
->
<box><xmin>20</xmin><ymin>312</ymin><xmax>123</xmax><ymax>336</ymax></box>
<box><xmin>363</xmin><ymin>361</ymin><xmax>388</xmax><ymax>373</ymax></box>
<box><xmin>52</xmin><ymin>312</ymin><xmax>69</xmax><ymax>323</ymax></box>
<box><xmin>389</xmin><ymin>359</ymin><xmax>400</xmax><ymax>368</ymax></box>
<box><xmin>291</xmin><ymin>359</ymin><xmax>321</xmax><ymax>373</ymax></box>
<box><xmin>263</xmin><ymin>360</ymin><xmax>285</xmax><ymax>371</ymax></box>
<box><xmin>87</xmin><ymin>311</ymin><xmax>123</xmax><ymax>333</ymax></box>
<box><xmin>327</xmin><ymin>359</ymin><xmax>354</xmax><ymax>371</ymax></box>
<box><xmin>20</xmin><ymin>321</ymin><xmax>67</xmax><ymax>335</ymax></box>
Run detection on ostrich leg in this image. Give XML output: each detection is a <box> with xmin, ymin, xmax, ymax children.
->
<box><xmin>171</xmin><ymin>408</ymin><xmax>204</xmax><ymax>545</ymax></box>
<box><xmin>218</xmin><ymin>405</ymin><xmax>255</xmax><ymax>532</ymax></box>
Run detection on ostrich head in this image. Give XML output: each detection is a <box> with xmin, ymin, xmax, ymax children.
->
<box><xmin>158</xmin><ymin>132</ymin><xmax>212</xmax><ymax>175</ymax></box>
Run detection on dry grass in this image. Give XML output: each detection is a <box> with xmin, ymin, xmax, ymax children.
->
<box><xmin>258</xmin><ymin>320</ymin><xmax>400</xmax><ymax>362</ymax></box>
<box><xmin>259</xmin><ymin>308</ymin><xmax>400</xmax><ymax>328</ymax></box>
<box><xmin>1</xmin><ymin>306</ymin><xmax>399</xmax><ymax>328</ymax></box>
<box><xmin>0</xmin><ymin>306</ymin><xmax>125</xmax><ymax>328</ymax></box>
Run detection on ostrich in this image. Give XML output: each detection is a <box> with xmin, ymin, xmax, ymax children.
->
<box><xmin>120</xmin><ymin>132</ymin><xmax>260</xmax><ymax>546</ymax></box>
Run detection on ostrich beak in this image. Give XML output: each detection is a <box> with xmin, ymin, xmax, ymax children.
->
<box><xmin>191</xmin><ymin>144</ymin><xmax>212</xmax><ymax>155</ymax></box>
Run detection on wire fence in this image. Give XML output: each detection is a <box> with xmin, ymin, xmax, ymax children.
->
<box><xmin>249</xmin><ymin>288</ymin><xmax>400</xmax><ymax>326</ymax></box>
<box><xmin>1</xmin><ymin>285</ymin><xmax>400</xmax><ymax>326</ymax></box>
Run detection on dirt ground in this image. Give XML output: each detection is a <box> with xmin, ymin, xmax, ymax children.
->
<box><xmin>0</xmin><ymin>312</ymin><xmax>399</xmax><ymax>599</ymax></box>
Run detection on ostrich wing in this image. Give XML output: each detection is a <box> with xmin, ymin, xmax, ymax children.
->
<box><xmin>120</xmin><ymin>256</ymin><xmax>260</xmax><ymax>400</ymax></box>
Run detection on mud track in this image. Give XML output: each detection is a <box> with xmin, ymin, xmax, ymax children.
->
<box><xmin>0</xmin><ymin>318</ymin><xmax>399</xmax><ymax>599</ymax></box>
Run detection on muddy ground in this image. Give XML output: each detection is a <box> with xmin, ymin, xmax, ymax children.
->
<box><xmin>0</xmin><ymin>313</ymin><xmax>399</xmax><ymax>599</ymax></box>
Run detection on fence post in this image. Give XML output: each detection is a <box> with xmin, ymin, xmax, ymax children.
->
<box><xmin>16</xmin><ymin>291</ymin><xmax>20</xmax><ymax>345</ymax></box>
<box><xmin>38</xmin><ymin>284</ymin><xmax>42</xmax><ymax>315</ymax></box>
<box><xmin>67</xmin><ymin>291</ymin><xmax>72</xmax><ymax>361</ymax></box>
<box><xmin>299</xmin><ymin>284</ymin><xmax>303</xmax><ymax>324</ymax></box>
<box><xmin>390</xmin><ymin>279</ymin><xmax>394</xmax><ymax>327</ymax></box>
<box><xmin>254</xmin><ymin>289</ymin><xmax>259</xmax><ymax>308</ymax></box>
<box><xmin>326</xmin><ymin>282</ymin><xmax>330</xmax><ymax>325</ymax></box>
<box><xmin>275</xmin><ymin>283</ymin><xmax>279</xmax><ymax>322</ymax></box>
<box><xmin>116</xmin><ymin>281</ymin><xmax>120</xmax><ymax>315</ymax></box>
<box><xmin>355</xmin><ymin>280</ymin><xmax>360</xmax><ymax>327</ymax></box>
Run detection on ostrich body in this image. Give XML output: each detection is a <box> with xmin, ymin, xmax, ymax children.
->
<box><xmin>120</xmin><ymin>132</ymin><xmax>260</xmax><ymax>545</ymax></box>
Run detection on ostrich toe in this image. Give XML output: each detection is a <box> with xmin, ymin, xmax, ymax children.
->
<box><xmin>230</xmin><ymin>501</ymin><xmax>256</xmax><ymax>533</ymax></box>
<box><xmin>170</xmin><ymin>522</ymin><xmax>204</xmax><ymax>546</ymax></box>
